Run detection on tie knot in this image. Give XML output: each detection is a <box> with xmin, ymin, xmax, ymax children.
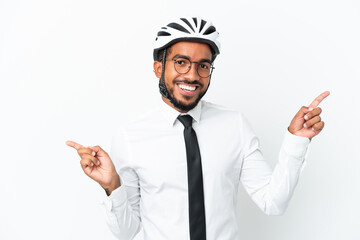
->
<box><xmin>177</xmin><ymin>115</ymin><xmax>193</xmax><ymax>128</ymax></box>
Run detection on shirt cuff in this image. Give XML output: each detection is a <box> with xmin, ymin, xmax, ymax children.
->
<box><xmin>102</xmin><ymin>182</ymin><xmax>128</xmax><ymax>212</ymax></box>
<box><xmin>282</xmin><ymin>130</ymin><xmax>311</xmax><ymax>158</ymax></box>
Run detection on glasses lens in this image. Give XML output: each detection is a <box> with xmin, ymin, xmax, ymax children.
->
<box><xmin>174</xmin><ymin>58</ymin><xmax>190</xmax><ymax>74</ymax></box>
<box><xmin>173</xmin><ymin>58</ymin><xmax>213</xmax><ymax>77</ymax></box>
<box><xmin>197</xmin><ymin>62</ymin><xmax>212</xmax><ymax>78</ymax></box>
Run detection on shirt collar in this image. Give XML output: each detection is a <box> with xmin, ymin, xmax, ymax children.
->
<box><xmin>159</xmin><ymin>98</ymin><xmax>202</xmax><ymax>126</ymax></box>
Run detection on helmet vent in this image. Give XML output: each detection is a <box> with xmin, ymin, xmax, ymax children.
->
<box><xmin>180</xmin><ymin>18</ymin><xmax>195</xmax><ymax>32</ymax></box>
<box><xmin>199</xmin><ymin>20</ymin><xmax>207</xmax><ymax>32</ymax></box>
<box><xmin>167</xmin><ymin>22</ymin><xmax>191</xmax><ymax>34</ymax></box>
<box><xmin>192</xmin><ymin>18</ymin><xmax>198</xmax><ymax>27</ymax></box>
<box><xmin>203</xmin><ymin>26</ymin><xmax>216</xmax><ymax>35</ymax></box>
<box><xmin>157</xmin><ymin>31</ymin><xmax>171</xmax><ymax>36</ymax></box>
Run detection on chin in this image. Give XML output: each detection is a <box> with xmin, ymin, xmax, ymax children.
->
<box><xmin>170</xmin><ymin>95</ymin><xmax>202</xmax><ymax>112</ymax></box>
<box><xmin>166</xmin><ymin>85</ymin><xmax>206</xmax><ymax>112</ymax></box>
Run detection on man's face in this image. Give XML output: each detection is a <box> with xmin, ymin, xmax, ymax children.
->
<box><xmin>155</xmin><ymin>41</ymin><xmax>213</xmax><ymax>112</ymax></box>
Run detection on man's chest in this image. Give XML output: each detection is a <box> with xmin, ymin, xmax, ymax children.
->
<box><xmin>128</xmin><ymin>125</ymin><xmax>244</xmax><ymax>193</ymax></box>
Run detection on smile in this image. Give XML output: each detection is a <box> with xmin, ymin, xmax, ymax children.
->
<box><xmin>176</xmin><ymin>83</ymin><xmax>199</xmax><ymax>96</ymax></box>
<box><xmin>178</xmin><ymin>83</ymin><xmax>197</xmax><ymax>91</ymax></box>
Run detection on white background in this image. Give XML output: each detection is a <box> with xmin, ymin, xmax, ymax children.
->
<box><xmin>1</xmin><ymin>0</ymin><xmax>359</xmax><ymax>239</ymax></box>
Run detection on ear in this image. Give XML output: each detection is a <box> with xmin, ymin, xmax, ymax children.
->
<box><xmin>153</xmin><ymin>61</ymin><xmax>163</xmax><ymax>78</ymax></box>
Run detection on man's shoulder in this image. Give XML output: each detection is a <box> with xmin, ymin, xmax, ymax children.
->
<box><xmin>112</xmin><ymin>105</ymin><xmax>159</xmax><ymax>131</ymax></box>
<box><xmin>125</xmin><ymin>106</ymin><xmax>161</xmax><ymax>128</ymax></box>
<box><xmin>201</xmin><ymin>101</ymin><xmax>244</xmax><ymax>118</ymax></box>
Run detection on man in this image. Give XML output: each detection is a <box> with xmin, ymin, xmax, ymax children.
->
<box><xmin>66</xmin><ymin>17</ymin><xmax>329</xmax><ymax>240</ymax></box>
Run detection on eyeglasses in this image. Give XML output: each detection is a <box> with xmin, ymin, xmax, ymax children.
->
<box><xmin>165</xmin><ymin>58</ymin><xmax>215</xmax><ymax>78</ymax></box>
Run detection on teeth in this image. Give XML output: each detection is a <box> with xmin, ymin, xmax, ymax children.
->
<box><xmin>179</xmin><ymin>84</ymin><xmax>196</xmax><ymax>91</ymax></box>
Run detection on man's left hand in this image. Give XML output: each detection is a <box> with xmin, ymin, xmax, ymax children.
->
<box><xmin>288</xmin><ymin>91</ymin><xmax>330</xmax><ymax>140</ymax></box>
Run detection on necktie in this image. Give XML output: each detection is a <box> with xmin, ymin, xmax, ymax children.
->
<box><xmin>177</xmin><ymin>115</ymin><xmax>206</xmax><ymax>240</ymax></box>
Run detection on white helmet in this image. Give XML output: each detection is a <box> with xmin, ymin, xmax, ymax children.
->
<box><xmin>153</xmin><ymin>17</ymin><xmax>221</xmax><ymax>61</ymax></box>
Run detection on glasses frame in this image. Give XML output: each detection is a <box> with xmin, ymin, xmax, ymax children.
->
<box><xmin>165</xmin><ymin>58</ymin><xmax>215</xmax><ymax>78</ymax></box>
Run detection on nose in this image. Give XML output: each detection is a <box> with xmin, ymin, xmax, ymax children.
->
<box><xmin>183</xmin><ymin>62</ymin><xmax>201</xmax><ymax>81</ymax></box>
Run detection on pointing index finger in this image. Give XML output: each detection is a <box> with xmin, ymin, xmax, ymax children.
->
<box><xmin>65</xmin><ymin>140</ymin><xmax>84</xmax><ymax>150</ymax></box>
<box><xmin>309</xmin><ymin>91</ymin><xmax>330</xmax><ymax>109</ymax></box>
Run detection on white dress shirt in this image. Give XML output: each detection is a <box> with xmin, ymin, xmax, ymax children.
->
<box><xmin>102</xmin><ymin>99</ymin><xmax>310</xmax><ymax>240</ymax></box>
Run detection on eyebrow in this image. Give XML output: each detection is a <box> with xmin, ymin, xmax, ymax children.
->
<box><xmin>171</xmin><ymin>54</ymin><xmax>212</xmax><ymax>64</ymax></box>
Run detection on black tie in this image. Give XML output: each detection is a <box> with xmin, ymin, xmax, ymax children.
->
<box><xmin>177</xmin><ymin>115</ymin><xmax>206</xmax><ymax>240</ymax></box>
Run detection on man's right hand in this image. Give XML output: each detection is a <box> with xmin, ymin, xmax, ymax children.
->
<box><xmin>66</xmin><ymin>141</ymin><xmax>120</xmax><ymax>195</ymax></box>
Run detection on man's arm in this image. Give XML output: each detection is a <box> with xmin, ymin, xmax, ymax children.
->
<box><xmin>66</xmin><ymin>127</ymin><xmax>141</xmax><ymax>239</ymax></box>
<box><xmin>239</xmin><ymin>91</ymin><xmax>329</xmax><ymax>215</ymax></box>
<box><xmin>104</xmin><ymin>127</ymin><xmax>141</xmax><ymax>239</ymax></box>
<box><xmin>240</xmin><ymin>126</ymin><xmax>310</xmax><ymax>215</ymax></box>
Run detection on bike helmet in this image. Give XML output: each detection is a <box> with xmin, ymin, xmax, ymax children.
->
<box><xmin>153</xmin><ymin>17</ymin><xmax>221</xmax><ymax>61</ymax></box>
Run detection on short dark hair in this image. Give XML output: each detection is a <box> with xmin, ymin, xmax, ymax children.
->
<box><xmin>156</xmin><ymin>46</ymin><xmax>172</xmax><ymax>62</ymax></box>
<box><xmin>156</xmin><ymin>44</ymin><xmax>215</xmax><ymax>63</ymax></box>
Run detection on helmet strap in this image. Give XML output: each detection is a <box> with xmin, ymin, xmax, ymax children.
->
<box><xmin>158</xmin><ymin>48</ymin><xmax>170</xmax><ymax>99</ymax></box>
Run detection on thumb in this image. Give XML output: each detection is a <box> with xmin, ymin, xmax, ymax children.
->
<box><xmin>88</xmin><ymin>145</ymin><xmax>109</xmax><ymax>157</ymax></box>
<box><xmin>296</xmin><ymin>106</ymin><xmax>312</xmax><ymax>119</ymax></box>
